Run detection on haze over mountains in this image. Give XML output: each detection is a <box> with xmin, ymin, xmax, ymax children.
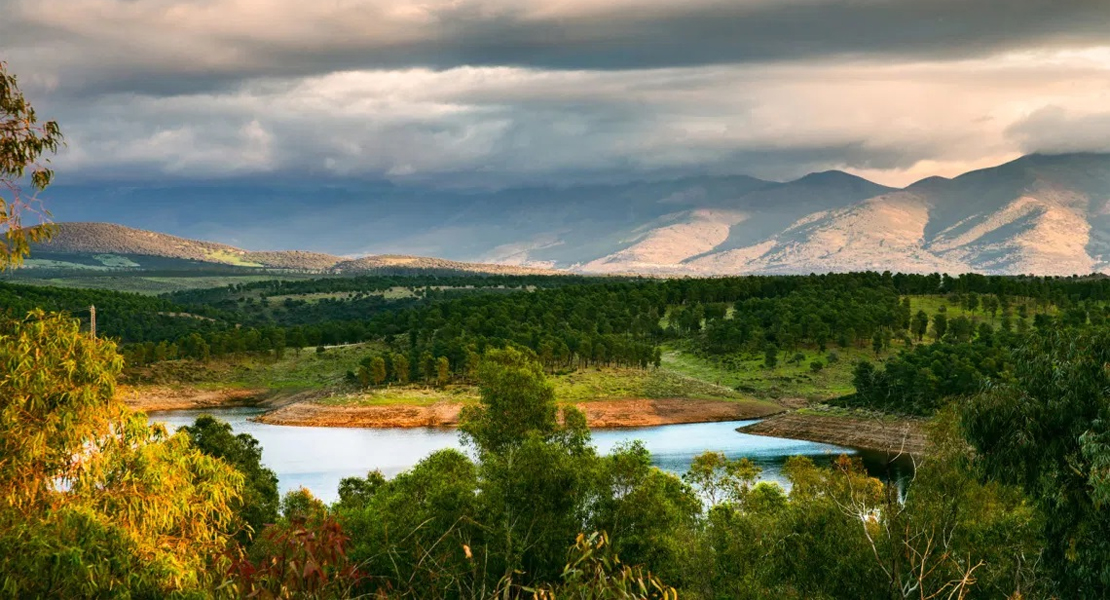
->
<box><xmin>36</xmin><ymin>153</ymin><xmax>1110</xmax><ymax>276</ymax></box>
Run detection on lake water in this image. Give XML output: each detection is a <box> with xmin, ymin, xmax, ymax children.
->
<box><xmin>150</xmin><ymin>408</ymin><xmax>878</xmax><ymax>503</ymax></box>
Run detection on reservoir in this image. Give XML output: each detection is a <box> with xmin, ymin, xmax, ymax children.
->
<box><xmin>151</xmin><ymin>407</ymin><xmax>895</xmax><ymax>503</ymax></box>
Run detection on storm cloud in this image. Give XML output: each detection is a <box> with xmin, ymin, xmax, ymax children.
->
<box><xmin>3</xmin><ymin>0</ymin><xmax>1110</xmax><ymax>187</ymax></box>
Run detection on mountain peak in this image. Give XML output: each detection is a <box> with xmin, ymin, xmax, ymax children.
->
<box><xmin>790</xmin><ymin>170</ymin><xmax>892</xmax><ymax>191</ymax></box>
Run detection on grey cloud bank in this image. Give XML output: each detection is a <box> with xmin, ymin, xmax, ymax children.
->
<box><xmin>3</xmin><ymin>0</ymin><xmax>1110</xmax><ymax>187</ymax></box>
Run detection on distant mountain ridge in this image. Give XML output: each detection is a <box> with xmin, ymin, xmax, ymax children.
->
<box><xmin>29</xmin><ymin>222</ymin><xmax>560</xmax><ymax>276</ymax></box>
<box><xmin>32</xmin><ymin>153</ymin><xmax>1110</xmax><ymax>276</ymax></box>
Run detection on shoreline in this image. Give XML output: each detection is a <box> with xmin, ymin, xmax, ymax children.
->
<box><xmin>256</xmin><ymin>397</ymin><xmax>784</xmax><ymax>429</ymax></box>
<box><xmin>737</xmin><ymin>412</ymin><xmax>927</xmax><ymax>456</ymax></box>
<box><xmin>125</xmin><ymin>385</ymin><xmax>784</xmax><ymax>429</ymax></box>
<box><xmin>122</xmin><ymin>384</ymin><xmax>267</xmax><ymax>412</ymax></box>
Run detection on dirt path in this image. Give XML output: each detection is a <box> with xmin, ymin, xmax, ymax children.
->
<box><xmin>255</xmin><ymin>397</ymin><xmax>783</xmax><ymax>429</ymax></box>
<box><xmin>738</xmin><ymin>412</ymin><xmax>927</xmax><ymax>456</ymax></box>
<box><xmin>122</xmin><ymin>385</ymin><xmax>265</xmax><ymax>412</ymax></box>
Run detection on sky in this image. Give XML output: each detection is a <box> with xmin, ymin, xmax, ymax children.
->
<box><xmin>4</xmin><ymin>0</ymin><xmax>1110</xmax><ymax>188</ymax></box>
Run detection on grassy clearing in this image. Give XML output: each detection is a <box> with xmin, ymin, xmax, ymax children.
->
<box><xmin>22</xmin><ymin>259</ymin><xmax>110</xmax><ymax>271</ymax></box>
<box><xmin>93</xmin><ymin>254</ymin><xmax>141</xmax><ymax>268</ymax></box>
<box><xmin>316</xmin><ymin>365</ymin><xmax>770</xmax><ymax>410</ymax></box>
<box><xmin>126</xmin><ymin>342</ymin><xmax>385</xmax><ymax>390</ymax></box>
<box><xmin>906</xmin><ymin>294</ymin><xmax>1052</xmax><ymax>325</ymax></box>
<box><xmin>319</xmin><ymin>385</ymin><xmax>480</xmax><ymax>407</ymax></box>
<box><xmin>204</xmin><ymin>250</ymin><xmax>264</xmax><ymax>268</ymax></box>
<box><xmin>550</xmin><ymin>366</ymin><xmax>746</xmax><ymax>403</ymax></box>
<box><xmin>795</xmin><ymin>404</ymin><xmax>910</xmax><ymax>423</ymax></box>
<box><xmin>662</xmin><ymin>344</ymin><xmax>873</xmax><ymax>402</ymax></box>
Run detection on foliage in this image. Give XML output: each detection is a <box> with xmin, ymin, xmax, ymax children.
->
<box><xmin>460</xmin><ymin>347</ymin><xmax>562</xmax><ymax>454</ymax></box>
<box><xmin>848</xmin><ymin>337</ymin><xmax>1012</xmax><ymax>415</ymax></box>
<box><xmin>962</xmin><ymin>329</ymin><xmax>1110</xmax><ymax>598</ymax></box>
<box><xmin>0</xmin><ymin>61</ymin><xmax>63</xmax><ymax>270</ymax></box>
<box><xmin>0</xmin><ymin>311</ymin><xmax>244</xmax><ymax>596</ymax></box>
<box><xmin>682</xmin><ymin>451</ymin><xmax>760</xmax><ymax>506</ymax></box>
<box><xmin>227</xmin><ymin>515</ymin><xmax>364</xmax><ymax>599</ymax></box>
<box><xmin>183</xmin><ymin>415</ymin><xmax>280</xmax><ymax>545</ymax></box>
<box><xmin>528</xmin><ymin>532</ymin><xmax>677</xmax><ymax>600</ymax></box>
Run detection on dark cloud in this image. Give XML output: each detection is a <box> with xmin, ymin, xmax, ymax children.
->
<box><xmin>2</xmin><ymin>0</ymin><xmax>1109</xmax><ymax>187</ymax></box>
<box><xmin>4</xmin><ymin>0</ymin><xmax>1110</xmax><ymax>97</ymax></box>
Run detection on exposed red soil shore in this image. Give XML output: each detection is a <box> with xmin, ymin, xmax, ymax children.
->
<box><xmin>255</xmin><ymin>397</ymin><xmax>783</xmax><ymax>429</ymax></box>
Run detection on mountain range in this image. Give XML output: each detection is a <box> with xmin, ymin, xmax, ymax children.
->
<box><xmin>32</xmin><ymin>153</ymin><xmax>1110</xmax><ymax>276</ymax></box>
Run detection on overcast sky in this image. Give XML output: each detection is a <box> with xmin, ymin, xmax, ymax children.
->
<box><xmin>4</xmin><ymin>0</ymin><xmax>1110</xmax><ymax>188</ymax></box>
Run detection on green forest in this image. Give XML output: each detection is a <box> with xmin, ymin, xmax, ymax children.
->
<box><xmin>7</xmin><ymin>266</ymin><xmax>1110</xmax><ymax>597</ymax></box>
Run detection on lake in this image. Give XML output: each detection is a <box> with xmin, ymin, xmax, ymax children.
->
<box><xmin>150</xmin><ymin>408</ymin><xmax>892</xmax><ymax>503</ymax></box>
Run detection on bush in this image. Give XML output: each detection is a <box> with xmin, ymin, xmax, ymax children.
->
<box><xmin>809</xmin><ymin>360</ymin><xmax>824</xmax><ymax>373</ymax></box>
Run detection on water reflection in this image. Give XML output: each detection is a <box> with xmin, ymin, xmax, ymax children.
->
<box><xmin>151</xmin><ymin>408</ymin><xmax>907</xmax><ymax>503</ymax></box>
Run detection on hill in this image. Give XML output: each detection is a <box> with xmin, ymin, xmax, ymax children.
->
<box><xmin>27</xmin><ymin>222</ymin><xmax>560</xmax><ymax>276</ymax></box>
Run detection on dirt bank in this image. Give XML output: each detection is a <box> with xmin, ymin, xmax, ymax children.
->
<box><xmin>256</xmin><ymin>397</ymin><xmax>783</xmax><ymax>429</ymax></box>
<box><xmin>122</xmin><ymin>385</ymin><xmax>265</xmax><ymax>412</ymax></box>
<box><xmin>258</xmin><ymin>401</ymin><xmax>465</xmax><ymax>428</ymax></box>
<box><xmin>578</xmin><ymin>398</ymin><xmax>781</xmax><ymax>428</ymax></box>
<box><xmin>738</xmin><ymin>412</ymin><xmax>927</xmax><ymax>456</ymax></box>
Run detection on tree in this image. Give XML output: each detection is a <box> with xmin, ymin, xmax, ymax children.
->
<box><xmin>459</xmin><ymin>348</ymin><xmax>560</xmax><ymax>454</ymax></box>
<box><xmin>932</xmin><ymin>313</ymin><xmax>947</xmax><ymax>341</ymax></box>
<box><xmin>0</xmin><ymin>311</ymin><xmax>243</xmax><ymax>596</ymax></box>
<box><xmin>912</xmin><ymin>310</ymin><xmax>929</xmax><ymax>341</ymax></box>
<box><xmin>683</xmin><ymin>451</ymin><xmax>760</xmax><ymax>507</ymax></box>
<box><xmin>963</xmin><ymin>329</ymin><xmax>1110</xmax><ymax>597</ymax></box>
<box><xmin>763</xmin><ymin>344</ymin><xmax>778</xmax><ymax>369</ymax></box>
<box><xmin>0</xmin><ymin>62</ymin><xmax>63</xmax><ymax>270</ymax></box>
<box><xmin>420</xmin><ymin>350</ymin><xmax>435</xmax><ymax>384</ymax></box>
<box><xmin>436</xmin><ymin>355</ymin><xmax>451</xmax><ymax>387</ymax></box>
<box><xmin>964</xmin><ymin>293</ymin><xmax>980</xmax><ymax>313</ymax></box>
<box><xmin>182</xmin><ymin>415</ymin><xmax>280</xmax><ymax>545</ymax></box>
<box><xmin>370</xmin><ymin>355</ymin><xmax>387</xmax><ymax>386</ymax></box>
<box><xmin>393</xmin><ymin>352</ymin><xmax>410</xmax><ymax>384</ymax></box>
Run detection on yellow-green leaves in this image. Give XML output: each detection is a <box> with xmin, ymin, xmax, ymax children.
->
<box><xmin>0</xmin><ymin>61</ymin><xmax>63</xmax><ymax>271</ymax></box>
<box><xmin>0</xmin><ymin>311</ymin><xmax>244</xmax><ymax>596</ymax></box>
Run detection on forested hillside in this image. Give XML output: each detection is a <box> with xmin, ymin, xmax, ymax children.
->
<box><xmin>12</xmin><ymin>271</ymin><xmax>1110</xmax><ymax>407</ymax></box>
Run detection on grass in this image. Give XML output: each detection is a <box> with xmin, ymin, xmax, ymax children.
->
<box><xmin>548</xmin><ymin>366</ymin><xmax>745</xmax><ymax>403</ymax></box>
<box><xmin>21</xmin><ymin>259</ymin><xmax>110</xmax><ymax>270</ymax></box>
<box><xmin>795</xmin><ymin>404</ymin><xmax>911</xmax><ymax>423</ymax></box>
<box><xmin>662</xmin><ymin>343</ymin><xmax>871</xmax><ymax>402</ymax></box>
<box><xmin>319</xmin><ymin>385</ymin><xmax>480</xmax><ymax>407</ymax></box>
<box><xmin>127</xmin><ymin>342</ymin><xmax>386</xmax><ymax>390</ymax></box>
<box><xmin>204</xmin><ymin>250</ymin><xmax>264</xmax><ymax>268</ymax></box>
<box><xmin>906</xmin><ymin>294</ymin><xmax>1053</xmax><ymax>325</ymax></box>
<box><xmin>92</xmin><ymin>254</ymin><xmax>141</xmax><ymax>268</ymax></box>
